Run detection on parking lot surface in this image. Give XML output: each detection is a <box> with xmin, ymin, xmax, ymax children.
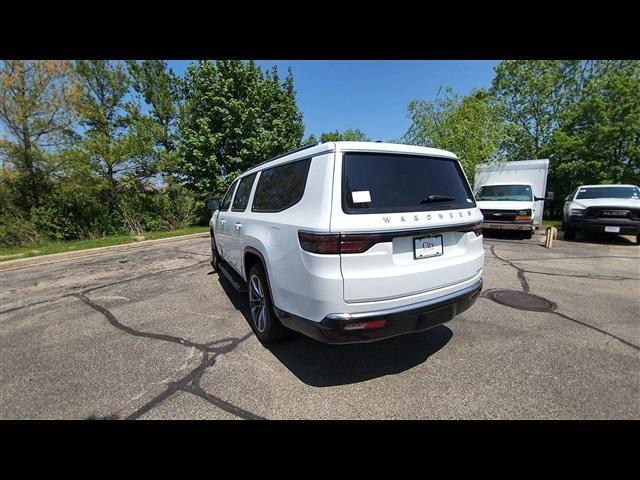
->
<box><xmin>1</xmin><ymin>232</ymin><xmax>638</xmax><ymax>419</ymax></box>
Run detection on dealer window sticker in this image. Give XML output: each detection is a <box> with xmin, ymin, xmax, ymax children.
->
<box><xmin>352</xmin><ymin>190</ymin><xmax>372</xmax><ymax>203</ymax></box>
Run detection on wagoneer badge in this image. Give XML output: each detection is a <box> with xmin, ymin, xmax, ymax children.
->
<box><xmin>382</xmin><ymin>209</ymin><xmax>475</xmax><ymax>224</ymax></box>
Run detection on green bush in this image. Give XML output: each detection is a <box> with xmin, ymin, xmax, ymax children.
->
<box><xmin>0</xmin><ymin>211</ymin><xmax>42</xmax><ymax>247</ymax></box>
<box><xmin>117</xmin><ymin>181</ymin><xmax>199</xmax><ymax>235</ymax></box>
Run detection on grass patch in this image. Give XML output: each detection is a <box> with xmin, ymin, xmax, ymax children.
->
<box><xmin>0</xmin><ymin>226</ymin><xmax>209</xmax><ymax>263</ymax></box>
<box><xmin>542</xmin><ymin>219</ymin><xmax>562</xmax><ymax>228</ymax></box>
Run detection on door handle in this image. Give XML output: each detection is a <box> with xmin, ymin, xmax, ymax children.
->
<box><xmin>220</xmin><ymin>218</ymin><xmax>226</xmax><ymax>224</ymax></box>
<box><xmin>234</xmin><ymin>222</ymin><xmax>243</xmax><ymax>229</ymax></box>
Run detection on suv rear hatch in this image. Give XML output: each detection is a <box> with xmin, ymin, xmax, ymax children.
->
<box><xmin>331</xmin><ymin>150</ymin><xmax>484</xmax><ymax>303</ymax></box>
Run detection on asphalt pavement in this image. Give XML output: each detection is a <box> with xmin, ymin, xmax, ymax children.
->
<box><xmin>1</xmin><ymin>231</ymin><xmax>638</xmax><ymax>419</ymax></box>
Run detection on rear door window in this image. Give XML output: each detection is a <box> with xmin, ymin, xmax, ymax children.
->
<box><xmin>231</xmin><ymin>173</ymin><xmax>257</xmax><ymax>212</ymax></box>
<box><xmin>342</xmin><ymin>152</ymin><xmax>475</xmax><ymax>214</ymax></box>
<box><xmin>252</xmin><ymin>159</ymin><xmax>312</xmax><ymax>212</ymax></box>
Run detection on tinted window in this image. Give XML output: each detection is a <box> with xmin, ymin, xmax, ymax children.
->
<box><xmin>575</xmin><ymin>186</ymin><xmax>639</xmax><ymax>200</ymax></box>
<box><xmin>476</xmin><ymin>184</ymin><xmax>532</xmax><ymax>201</ymax></box>
<box><xmin>252</xmin><ymin>159</ymin><xmax>312</xmax><ymax>212</ymax></box>
<box><xmin>220</xmin><ymin>180</ymin><xmax>238</xmax><ymax>211</ymax></box>
<box><xmin>231</xmin><ymin>173</ymin><xmax>257</xmax><ymax>212</ymax></box>
<box><xmin>342</xmin><ymin>153</ymin><xmax>475</xmax><ymax>214</ymax></box>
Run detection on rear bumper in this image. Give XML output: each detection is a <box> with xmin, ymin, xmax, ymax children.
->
<box><xmin>481</xmin><ymin>221</ymin><xmax>535</xmax><ymax>231</ymax></box>
<box><xmin>568</xmin><ymin>216</ymin><xmax>640</xmax><ymax>235</ymax></box>
<box><xmin>274</xmin><ymin>279</ymin><xmax>482</xmax><ymax>344</ymax></box>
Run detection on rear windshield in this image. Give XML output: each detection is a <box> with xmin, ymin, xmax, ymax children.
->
<box><xmin>575</xmin><ymin>186</ymin><xmax>639</xmax><ymax>200</ymax></box>
<box><xmin>476</xmin><ymin>184</ymin><xmax>533</xmax><ymax>201</ymax></box>
<box><xmin>342</xmin><ymin>152</ymin><xmax>475</xmax><ymax>214</ymax></box>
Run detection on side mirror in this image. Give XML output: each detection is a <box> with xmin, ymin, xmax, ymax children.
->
<box><xmin>535</xmin><ymin>192</ymin><xmax>554</xmax><ymax>202</ymax></box>
<box><xmin>206</xmin><ymin>198</ymin><xmax>220</xmax><ymax>211</ymax></box>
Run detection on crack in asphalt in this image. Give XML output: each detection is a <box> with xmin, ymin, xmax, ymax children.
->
<box><xmin>0</xmin><ymin>260</ymin><xmax>209</xmax><ymax>315</ymax></box>
<box><xmin>490</xmin><ymin>245</ymin><xmax>530</xmax><ymax>292</ymax></box>
<box><xmin>74</xmin><ymin>293</ymin><xmax>264</xmax><ymax>420</ymax></box>
<box><xmin>551</xmin><ymin>310</ymin><xmax>640</xmax><ymax>351</ymax></box>
<box><xmin>489</xmin><ymin>246</ymin><xmax>638</xmax><ymax>282</ymax></box>
<box><xmin>3</xmin><ymin>254</ymin><xmax>265</xmax><ymax>420</ymax></box>
<box><xmin>489</xmin><ymin>244</ymin><xmax>640</xmax><ymax>351</ymax></box>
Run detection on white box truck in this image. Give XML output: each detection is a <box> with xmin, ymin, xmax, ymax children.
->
<box><xmin>474</xmin><ymin>159</ymin><xmax>553</xmax><ymax>239</ymax></box>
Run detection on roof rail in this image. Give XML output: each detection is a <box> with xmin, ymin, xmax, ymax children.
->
<box><xmin>248</xmin><ymin>142</ymin><xmax>320</xmax><ymax>171</ymax></box>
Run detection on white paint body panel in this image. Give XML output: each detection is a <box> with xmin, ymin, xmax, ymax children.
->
<box><xmin>211</xmin><ymin>142</ymin><xmax>484</xmax><ymax>323</ymax></box>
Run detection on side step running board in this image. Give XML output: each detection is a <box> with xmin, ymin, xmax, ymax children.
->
<box><xmin>218</xmin><ymin>260</ymin><xmax>247</xmax><ymax>293</ymax></box>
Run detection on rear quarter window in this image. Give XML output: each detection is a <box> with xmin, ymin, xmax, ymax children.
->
<box><xmin>231</xmin><ymin>173</ymin><xmax>257</xmax><ymax>212</ymax></box>
<box><xmin>252</xmin><ymin>158</ymin><xmax>312</xmax><ymax>212</ymax></box>
<box><xmin>342</xmin><ymin>152</ymin><xmax>475</xmax><ymax>214</ymax></box>
<box><xmin>220</xmin><ymin>179</ymin><xmax>239</xmax><ymax>211</ymax></box>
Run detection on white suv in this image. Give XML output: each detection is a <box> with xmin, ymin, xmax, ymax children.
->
<box><xmin>208</xmin><ymin>142</ymin><xmax>484</xmax><ymax>344</ymax></box>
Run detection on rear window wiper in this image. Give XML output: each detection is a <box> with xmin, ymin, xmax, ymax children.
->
<box><xmin>421</xmin><ymin>194</ymin><xmax>456</xmax><ymax>204</ymax></box>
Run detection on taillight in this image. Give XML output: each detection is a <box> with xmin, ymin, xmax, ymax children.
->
<box><xmin>339</xmin><ymin>234</ymin><xmax>384</xmax><ymax>254</ymax></box>
<box><xmin>298</xmin><ymin>232</ymin><xmax>340</xmax><ymax>254</ymax></box>
<box><xmin>298</xmin><ymin>231</ymin><xmax>385</xmax><ymax>254</ymax></box>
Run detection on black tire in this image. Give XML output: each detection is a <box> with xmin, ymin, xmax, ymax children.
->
<box><xmin>522</xmin><ymin>230</ymin><xmax>533</xmax><ymax>240</ymax></box>
<box><xmin>247</xmin><ymin>263</ymin><xmax>288</xmax><ymax>343</ymax></box>
<box><xmin>636</xmin><ymin>233</ymin><xmax>640</xmax><ymax>245</ymax></box>
<box><xmin>564</xmin><ymin>222</ymin><xmax>576</xmax><ymax>240</ymax></box>
<box><xmin>210</xmin><ymin>232</ymin><xmax>220</xmax><ymax>271</ymax></box>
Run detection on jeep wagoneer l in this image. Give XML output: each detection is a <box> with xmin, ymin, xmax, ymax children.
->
<box><xmin>208</xmin><ymin>142</ymin><xmax>484</xmax><ymax>344</ymax></box>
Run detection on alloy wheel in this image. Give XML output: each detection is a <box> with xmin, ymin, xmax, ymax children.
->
<box><xmin>249</xmin><ymin>274</ymin><xmax>267</xmax><ymax>332</ymax></box>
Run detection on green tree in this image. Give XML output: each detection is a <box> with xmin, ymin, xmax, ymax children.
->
<box><xmin>403</xmin><ymin>87</ymin><xmax>505</xmax><ymax>182</ymax></box>
<box><xmin>550</xmin><ymin>67</ymin><xmax>640</xmax><ymax>193</ymax></box>
<box><xmin>491</xmin><ymin>60</ymin><xmax>639</xmax><ymax>217</ymax></box>
<box><xmin>490</xmin><ymin>60</ymin><xmax>629</xmax><ymax>161</ymax></box>
<box><xmin>74</xmin><ymin>60</ymin><xmax>150</xmax><ymax>189</ymax></box>
<box><xmin>126</xmin><ymin>60</ymin><xmax>182</xmax><ymax>177</ymax></box>
<box><xmin>177</xmin><ymin>60</ymin><xmax>304</xmax><ymax>197</ymax></box>
<box><xmin>318</xmin><ymin>129</ymin><xmax>369</xmax><ymax>142</ymax></box>
<box><xmin>0</xmin><ymin>60</ymin><xmax>79</xmax><ymax>210</ymax></box>
<box><xmin>490</xmin><ymin>61</ymin><xmax>567</xmax><ymax>160</ymax></box>
<box><xmin>301</xmin><ymin>133</ymin><xmax>318</xmax><ymax>145</ymax></box>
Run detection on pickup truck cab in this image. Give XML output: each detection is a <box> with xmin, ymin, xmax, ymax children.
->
<box><xmin>562</xmin><ymin>184</ymin><xmax>640</xmax><ymax>243</ymax></box>
<box><xmin>207</xmin><ymin>142</ymin><xmax>484</xmax><ymax>344</ymax></box>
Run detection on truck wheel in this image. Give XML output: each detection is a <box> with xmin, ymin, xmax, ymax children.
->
<box><xmin>522</xmin><ymin>230</ymin><xmax>533</xmax><ymax>240</ymax></box>
<box><xmin>247</xmin><ymin>263</ymin><xmax>288</xmax><ymax>343</ymax></box>
<box><xmin>636</xmin><ymin>233</ymin><xmax>640</xmax><ymax>245</ymax></box>
<box><xmin>210</xmin><ymin>232</ymin><xmax>220</xmax><ymax>271</ymax></box>
<box><xmin>564</xmin><ymin>223</ymin><xmax>576</xmax><ymax>241</ymax></box>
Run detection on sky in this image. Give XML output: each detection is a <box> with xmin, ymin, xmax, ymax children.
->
<box><xmin>170</xmin><ymin>60</ymin><xmax>499</xmax><ymax>142</ymax></box>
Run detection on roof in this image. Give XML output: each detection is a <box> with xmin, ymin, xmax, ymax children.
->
<box><xmin>238</xmin><ymin>141</ymin><xmax>459</xmax><ymax>178</ymax></box>
<box><xmin>578</xmin><ymin>184</ymin><xmax>639</xmax><ymax>188</ymax></box>
<box><xmin>476</xmin><ymin>159</ymin><xmax>549</xmax><ymax>172</ymax></box>
<box><xmin>478</xmin><ymin>182</ymin><xmax>534</xmax><ymax>187</ymax></box>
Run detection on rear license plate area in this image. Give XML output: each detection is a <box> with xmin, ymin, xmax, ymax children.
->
<box><xmin>413</xmin><ymin>235</ymin><xmax>443</xmax><ymax>259</ymax></box>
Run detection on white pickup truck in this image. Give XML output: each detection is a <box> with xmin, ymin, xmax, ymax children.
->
<box><xmin>474</xmin><ymin>159</ymin><xmax>553</xmax><ymax>239</ymax></box>
<box><xmin>562</xmin><ymin>184</ymin><xmax>640</xmax><ymax>243</ymax></box>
